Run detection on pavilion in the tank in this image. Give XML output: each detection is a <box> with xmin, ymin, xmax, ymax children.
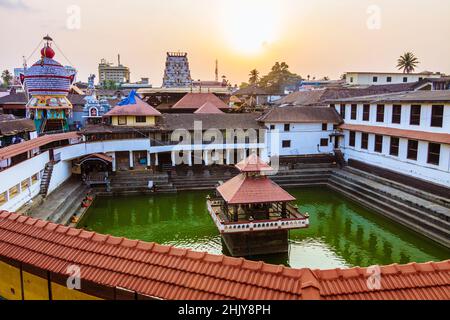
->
<box><xmin>207</xmin><ymin>153</ymin><xmax>309</xmax><ymax>257</ymax></box>
<box><xmin>20</xmin><ymin>35</ymin><xmax>76</xmax><ymax>134</ymax></box>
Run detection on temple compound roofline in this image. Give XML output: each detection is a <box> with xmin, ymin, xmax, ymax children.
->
<box><xmin>0</xmin><ymin>210</ymin><xmax>448</xmax><ymax>300</ymax></box>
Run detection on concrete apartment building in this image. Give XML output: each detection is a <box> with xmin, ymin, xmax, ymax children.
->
<box><xmin>98</xmin><ymin>56</ymin><xmax>130</xmax><ymax>85</ymax></box>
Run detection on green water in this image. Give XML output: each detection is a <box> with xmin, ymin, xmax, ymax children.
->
<box><xmin>81</xmin><ymin>188</ymin><xmax>449</xmax><ymax>269</ymax></box>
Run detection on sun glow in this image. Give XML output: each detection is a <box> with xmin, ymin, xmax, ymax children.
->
<box><xmin>220</xmin><ymin>0</ymin><xmax>281</xmax><ymax>55</ymax></box>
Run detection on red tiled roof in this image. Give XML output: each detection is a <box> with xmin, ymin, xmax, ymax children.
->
<box><xmin>172</xmin><ymin>93</ymin><xmax>230</xmax><ymax>110</ymax></box>
<box><xmin>0</xmin><ymin>132</ymin><xmax>80</xmax><ymax>160</ymax></box>
<box><xmin>194</xmin><ymin>102</ymin><xmax>225</xmax><ymax>114</ymax></box>
<box><xmin>235</xmin><ymin>154</ymin><xmax>274</xmax><ymax>173</ymax></box>
<box><xmin>105</xmin><ymin>98</ymin><xmax>161</xmax><ymax>117</ymax></box>
<box><xmin>79</xmin><ymin>153</ymin><xmax>113</xmax><ymax>163</ymax></box>
<box><xmin>340</xmin><ymin>124</ymin><xmax>450</xmax><ymax>145</ymax></box>
<box><xmin>217</xmin><ymin>174</ymin><xmax>295</xmax><ymax>204</ymax></box>
<box><xmin>0</xmin><ymin>211</ymin><xmax>448</xmax><ymax>300</ymax></box>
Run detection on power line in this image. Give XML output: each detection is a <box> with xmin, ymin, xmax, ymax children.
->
<box><xmin>52</xmin><ymin>40</ymin><xmax>75</xmax><ymax>67</ymax></box>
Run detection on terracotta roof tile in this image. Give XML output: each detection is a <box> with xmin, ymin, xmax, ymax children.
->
<box><xmin>194</xmin><ymin>102</ymin><xmax>225</xmax><ymax>114</ymax></box>
<box><xmin>172</xmin><ymin>93</ymin><xmax>230</xmax><ymax>110</ymax></box>
<box><xmin>340</xmin><ymin>124</ymin><xmax>450</xmax><ymax>145</ymax></box>
<box><xmin>0</xmin><ymin>212</ymin><xmax>448</xmax><ymax>300</ymax></box>
<box><xmin>105</xmin><ymin>97</ymin><xmax>161</xmax><ymax>117</ymax></box>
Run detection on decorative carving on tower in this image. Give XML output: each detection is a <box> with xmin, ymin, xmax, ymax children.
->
<box><xmin>162</xmin><ymin>52</ymin><xmax>192</xmax><ymax>88</ymax></box>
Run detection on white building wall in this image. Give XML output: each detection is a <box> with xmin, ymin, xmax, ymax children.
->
<box><xmin>266</xmin><ymin>123</ymin><xmax>335</xmax><ymax>156</ymax></box>
<box><xmin>0</xmin><ymin>152</ymin><xmax>49</xmax><ymax>212</ymax></box>
<box><xmin>345</xmin><ymin>73</ymin><xmax>441</xmax><ymax>85</ymax></box>
<box><xmin>342</xmin><ymin>131</ymin><xmax>450</xmax><ymax>186</ymax></box>
<box><xmin>47</xmin><ymin>160</ymin><xmax>73</xmax><ymax>194</ymax></box>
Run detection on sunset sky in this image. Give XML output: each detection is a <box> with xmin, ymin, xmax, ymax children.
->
<box><xmin>1</xmin><ymin>0</ymin><xmax>449</xmax><ymax>86</ymax></box>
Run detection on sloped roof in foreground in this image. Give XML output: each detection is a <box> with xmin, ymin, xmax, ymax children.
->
<box><xmin>0</xmin><ymin>211</ymin><xmax>448</xmax><ymax>300</ymax></box>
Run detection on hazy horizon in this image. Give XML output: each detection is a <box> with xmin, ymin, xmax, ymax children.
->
<box><xmin>1</xmin><ymin>0</ymin><xmax>449</xmax><ymax>86</ymax></box>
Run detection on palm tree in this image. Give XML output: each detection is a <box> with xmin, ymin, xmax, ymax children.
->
<box><xmin>248</xmin><ymin>69</ymin><xmax>259</xmax><ymax>85</ymax></box>
<box><xmin>397</xmin><ymin>52</ymin><xmax>419</xmax><ymax>73</ymax></box>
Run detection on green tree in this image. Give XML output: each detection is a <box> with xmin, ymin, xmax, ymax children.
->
<box><xmin>103</xmin><ymin>80</ymin><xmax>118</xmax><ymax>90</ymax></box>
<box><xmin>397</xmin><ymin>52</ymin><xmax>419</xmax><ymax>73</ymax></box>
<box><xmin>239</xmin><ymin>82</ymin><xmax>249</xmax><ymax>89</ymax></box>
<box><xmin>258</xmin><ymin>62</ymin><xmax>302</xmax><ymax>94</ymax></box>
<box><xmin>1</xmin><ymin>70</ymin><xmax>12</xmax><ymax>88</ymax></box>
<box><xmin>248</xmin><ymin>69</ymin><xmax>260</xmax><ymax>85</ymax></box>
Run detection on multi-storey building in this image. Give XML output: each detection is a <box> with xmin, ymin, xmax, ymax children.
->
<box><xmin>98</xmin><ymin>56</ymin><xmax>130</xmax><ymax>85</ymax></box>
<box><xmin>330</xmin><ymin>91</ymin><xmax>450</xmax><ymax>187</ymax></box>
<box><xmin>345</xmin><ymin>71</ymin><xmax>441</xmax><ymax>86</ymax></box>
<box><xmin>162</xmin><ymin>52</ymin><xmax>192</xmax><ymax>88</ymax></box>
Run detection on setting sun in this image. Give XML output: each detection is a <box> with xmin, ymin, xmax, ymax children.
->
<box><xmin>220</xmin><ymin>0</ymin><xmax>281</xmax><ymax>55</ymax></box>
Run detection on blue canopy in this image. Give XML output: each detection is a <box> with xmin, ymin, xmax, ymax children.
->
<box><xmin>117</xmin><ymin>90</ymin><xmax>138</xmax><ymax>106</ymax></box>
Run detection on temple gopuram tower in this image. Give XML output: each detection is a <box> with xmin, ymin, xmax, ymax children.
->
<box><xmin>207</xmin><ymin>154</ymin><xmax>309</xmax><ymax>257</ymax></box>
<box><xmin>162</xmin><ymin>52</ymin><xmax>192</xmax><ymax>87</ymax></box>
<box><xmin>20</xmin><ymin>35</ymin><xmax>76</xmax><ymax>134</ymax></box>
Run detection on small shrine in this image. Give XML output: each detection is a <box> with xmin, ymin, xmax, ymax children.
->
<box><xmin>83</xmin><ymin>75</ymin><xmax>111</xmax><ymax>125</ymax></box>
<box><xmin>207</xmin><ymin>154</ymin><xmax>309</xmax><ymax>256</ymax></box>
<box><xmin>20</xmin><ymin>35</ymin><xmax>76</xmax><ymax>134</ymax></box>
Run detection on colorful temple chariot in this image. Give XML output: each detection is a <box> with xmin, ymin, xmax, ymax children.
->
<box><xmin>20</xmin><ymin>35</ymin><xmax>76</xmax><ymax>134</ymax></box>
<box><xmin>207</xmin><ymin>154</ymin><xmax>309</xmax><ymax>256</ymax></box>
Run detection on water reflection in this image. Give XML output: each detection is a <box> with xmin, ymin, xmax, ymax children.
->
<box><xmin>81</xmin><ymin>188</ymin><xmax>450</xmax><ymax>269</ymax></box>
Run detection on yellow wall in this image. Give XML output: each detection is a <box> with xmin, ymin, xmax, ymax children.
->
<box><xmin>111</xmin><ymin>115</ymin><xmax>156</xmax><ymax>126</ymax></box>
<box><xmin>0</xmin><ymin>261</ymin><xmax>22</xmax><ymax>300</ymax></box>
<box><xmin>51</xmin><ymin>282</ymin><xmax>102</xmax><ymax>301</ymax></box>
<box><xmin>23</xmin><ymin>271</ymin><xmax>49</xmax><ymax>300</ymax></box>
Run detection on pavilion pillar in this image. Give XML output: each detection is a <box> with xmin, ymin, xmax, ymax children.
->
<box><xmin>129</xmin><ymin>151</ymin><xmax>134</xmax><ymax>169</ymax></box>
<box><xmin>111</xmin><ymin>152</ymin><xmax>117</xmax><ymax>172</ymax></box>
<box><xmin>155</xmin><ymin>153</ymin><xmax>159</xmax><ymax>166</ymax></box>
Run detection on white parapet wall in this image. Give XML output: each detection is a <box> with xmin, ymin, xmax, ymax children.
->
<box><xmin>47</xmin><ymin>160</ymin><xmax>73</xmax><ymax>194</ymax></box>
<box><xmin>0</xmin><ymin>152</ymin><xmax>49</xmax><ymax>212</ymax></box>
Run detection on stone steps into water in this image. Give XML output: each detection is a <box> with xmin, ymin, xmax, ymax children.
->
<box><xmin>328</xmin><ymin>172</ymin><xmax>450</xmax><ymax>248</ymax></box>
<box><xmin>343</xmin><ymin>166</ymin><xmax>450</xmax><ymax>208</ymax></box>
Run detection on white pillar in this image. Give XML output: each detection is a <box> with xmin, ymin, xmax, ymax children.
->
<box><xmin>171</xmin><ymin>151</ymin><xmax>176</xmax><ymax>167</ymax></box>
<box><xmin>188</xmin><ymin>151</ymin><xmax>193</xmax><ymax>166</ymax></box>
<box><xmin>226</xmin><ymin>149</ymin><xmax>232</xmax><ymax>165</ymax></box>
<box><xmin>204</xmin><ymin>150</ymin><xmax>209</xmax><ymax>166</ymax></box>
<box><xmin>155</xmin><ymin>153</ymin><xmax>159</xmax><ymax>166</ymax></box>
<box><xmin>147</xmin><ymin>151</ymin><xmax>151</xmax><ymax>167</ymax></box>
<box><xmin>129</xmin><ymin>151</ymin><xmax>134</xmax><ymax>169</ymax></box>
<box><xmin>112</xmin><ymin>152</ymin><xmax>117</xmax><ymax>172</ymax></box>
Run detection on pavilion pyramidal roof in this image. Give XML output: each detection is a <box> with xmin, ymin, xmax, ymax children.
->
<box><xmin>235</xmin><ymin>153</ymin><xmax>274</xmax><ymax>173</ymax></box>
<box><xmin>217</xmin><ymin>154</ymin><xmax>295</xmax><ymax>205</ymax></box>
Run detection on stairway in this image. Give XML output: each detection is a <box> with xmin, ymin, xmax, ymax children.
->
<box><xmin>272</xmin><ymin>163</ymin><xmax>337</xmax><ymax>188</ymax></box>
<box><xmin>328</xmin><ymin>167</ymin><xmax>450</xmax><ymax>248</ymax></box>
<box><xmin>104</xmin><ymin>171</ymin><xmax>176</xmax><ymax>194</ymax></box>
<box><xmin>39</xmin><ymin>162</ymin><xmax>54</xmax><ymax>197</ymax></box>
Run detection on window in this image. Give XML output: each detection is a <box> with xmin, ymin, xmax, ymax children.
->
<box><xmin>350</xmin><ymin>77</ymin><xmax>354</xmax><ymax>83</ymax></box>
<box><xmin>363</xmin><ymin>104</ymin><xmax>370</xmax><ymax>121</ymax></box>
<box><xmin>21</xmin><ymin>178</ymin><xmax>30</xmax><ymax>191</ymax></box>
<box><xmin>374</xmin><ymin>135</ymin><xmax>383</xmax><ymax>153</ymax></box>
<box><xmin>427</xmin><ymin>143</ymin><xmax>441</xmax><ymax>165</ymax></box>
<box><xmin>351</xmin><ymin>104</ymin><xmax>357</xmax><ymax>120</ymax></box>
<box><xmin>376</xmin><ymin>104</ymin><xmax>385</xmax><ymax>122</ymax></box>
<box><xmin>322</xmin><ymin>123</ymin><xmax>328</xmax><ymax>131</ymax></box>
<box><xmin>118</xmin><ymin>116</ymin><xmax>127</xmax><ymax>125</ymax></box>
<box><xmin>410</xmin><ymin>105</ymin><xmax>421</xmax><ymax>125</ymax></box>
<box><xmin>136</xmin><ymin>116</ymin><xmax>146</xmax><ymax>123</ymax></box>
<box><xmin>320</xmin><ymin>139</ymin><xmax>328</xmax><ymax>147</ymax></box>
<box><xmin>340</xmin><ymin>104</ymin><xmax>346</xmax><ymax>119</ymax></box>
<box><xmin>31</xmin><ymin>173</ymin><xmax>39</xmax><ymax>185</ymax></box>
<box><xmin>387</xmin><ymin>76</ymin><xmax>392</xmax><ymax>83</ymax></box>
<box><xmin>8</xmin><ymin>184</ymin><xmax>20</xmax><ymax>199</ymax></box>
<box><xmin>361</xmin><ymin>133</ymin><xmax>369</xmax><ymax>149</ymax></box>
<box><xmin>407</xmin><ymin>140</ymin><xmax>418</xmax><ymax>160</ymax></box>
<box><xmin>349</xmin><ymin>131</ymin><xmax>356</xmax><ymax>147</ymax></box>
<box><xmin>282</xmin><ymin>140</ymin><xmax>291</xmax><ymax>148</ymax></box>
<box><xmin>392</xmin><ymin>105</ymin><xmax>402</xmax><ymax>124</ymax></box>
<box><xmin>269</xmin><ymin>125</ymin><xmax>275</xmax><ymax>130</ymax></box>
<box><xmin>284</xmin><ymin>124</ymin><xmax>290</xmax><ymax>132</ymax></box>
<box><xmin>373</xmin><ymin>76</ymin><xmax>378</xmax><ymax>83</ymax></box>
<box><xmin>390</xmin><ymin>137</ymin><xmax>399</xmax><ymax>156</ymax></box>
<box><xmin>431</xmin><ymin>105</ymin><xmax>444</xmax><ymax>128</ymax></box>
<box><xmin>403</xmin><ymin>77</ymin><xmax>408</xmax><ymax>83</ymax></box>
<box><xmin>0</xmin><ymin>191</ymin><xmax>7</xmax><ymax>205</ymax></box>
